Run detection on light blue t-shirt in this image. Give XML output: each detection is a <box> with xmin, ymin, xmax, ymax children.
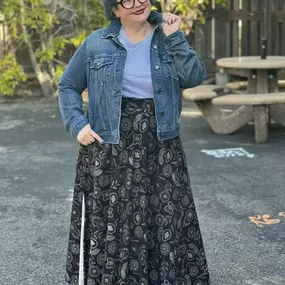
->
<box><xmin>118</xmin><ymin>26</ymin><xmax>154</xmax><ymax>99</ymax></box>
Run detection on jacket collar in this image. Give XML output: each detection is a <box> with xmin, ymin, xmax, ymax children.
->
<box><xmin>101</xmin><ymin>11</ymin><xmax>163</xmax><ymax>39</ymax></box>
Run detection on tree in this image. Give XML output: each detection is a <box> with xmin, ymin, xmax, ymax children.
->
<box><xmin>0</xmin><ymin>0</ymin><xmax>108</xmax><ymax>97</ymax></box>
<box><xmin>1</xmin><ymin>0</ymin><xmax>58</xmax><ymax>96</ymax></box>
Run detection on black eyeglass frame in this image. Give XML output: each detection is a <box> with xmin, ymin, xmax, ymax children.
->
<box><xmin>114</xmin><ymin>0</ymin><xmax>148</xmax><ymax>9</ymax></box>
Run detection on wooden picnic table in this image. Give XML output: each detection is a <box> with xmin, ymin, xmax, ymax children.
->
<box><xmin>216</xmin><ymin>56</ymin><xmax>285</xmax><ymax>94</ymax></box>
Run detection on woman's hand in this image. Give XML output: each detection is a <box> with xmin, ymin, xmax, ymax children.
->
<box><xmin>77</xmin><ymin>124</ymin><xmax>103</xmax><ymax>146</ymax></box>
<box><xmin>162</xmin><ymin>13</ymin><xmax>182</xmax><ymax>37</ymax></box>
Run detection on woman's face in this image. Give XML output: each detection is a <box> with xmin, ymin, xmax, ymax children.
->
<box><xmin>112</xmin><ymin>0</ymin><xmax>152</xmax><ymax>25</ymax></box>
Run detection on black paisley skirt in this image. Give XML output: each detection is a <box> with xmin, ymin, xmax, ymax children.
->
<box><xmin>65</xmin><ymin>97</ymin><xmax>210</xmax><ymax>285</ymax></box>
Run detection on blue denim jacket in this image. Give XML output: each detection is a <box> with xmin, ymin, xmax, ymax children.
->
<box><xmin>58</xmin><ymin>11</ymin><xmax>206</xmax><ymax>144</ymax></box>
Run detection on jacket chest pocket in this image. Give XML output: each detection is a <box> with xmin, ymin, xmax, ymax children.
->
<box><xmin>90</xmin><ymin>57</ymin><xmax>114</xmax><ymax>87</ymax></box>
<box><xmin>160</xmin><ymin>54</ymin><xmax>179</xmax><ymax>80</ymax></box>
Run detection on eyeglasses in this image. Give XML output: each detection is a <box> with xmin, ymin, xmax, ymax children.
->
<box><xmin>115</xmin><ymin>0</ymin><xmax>148</xmax><ymax>9</ymax></box>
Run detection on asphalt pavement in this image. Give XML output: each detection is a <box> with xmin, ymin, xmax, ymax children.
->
<box><xmin>0</xmin><ymin>97</ymin><xmax>284</xmax><ymax>285</ymax></box>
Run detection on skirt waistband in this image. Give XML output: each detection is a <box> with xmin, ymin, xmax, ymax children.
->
<box><xmin>121</xmin><ymin>97</ymin><xmax>155</xmax><ymax>115</ymax></box>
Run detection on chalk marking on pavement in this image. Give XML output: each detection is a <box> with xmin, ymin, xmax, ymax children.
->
<box><xmin>201</xmin><ymin>147</ymin><xmax>255</xmax><ymax>158</ymax></box>
<box><xmin>249</xmin><ymin>213</ymin><xmax>285</xmax><ymax>227</ymax></box>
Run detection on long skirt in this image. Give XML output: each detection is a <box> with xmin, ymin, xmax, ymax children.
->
<box><xmin>65</xmin><ymin>97</ymin><xmax>210</xmax><ymax>285</ymax></box>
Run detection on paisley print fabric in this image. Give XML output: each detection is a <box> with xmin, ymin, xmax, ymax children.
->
<box><xmin>65</xmin><ymin>97</ymin><xmax>210</xmax><ymax>285</ymax></box>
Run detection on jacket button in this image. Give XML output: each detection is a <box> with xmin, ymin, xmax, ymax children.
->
<box><xmin>153</xmin><ymin>45</ymin><xmax>158</xmax><ymax>49</ymax></box>
<box><xmin>155</xmin><ymin>65</ymin><xmax>160</xmax><ymax>70</ymax></box>
<box><xmin>160</xmin><ymin>111</ymin><xmax>165</xmax><ymax>116</ymax></box>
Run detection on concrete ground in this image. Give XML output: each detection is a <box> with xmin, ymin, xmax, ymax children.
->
<box><xmin>0</xmin><ymin>97</ymin><xmax>284</xmax><ymax>285</ymax></box>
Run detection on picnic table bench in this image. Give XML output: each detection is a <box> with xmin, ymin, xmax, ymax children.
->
<box><xmin>182</xmin><ymin>84</ymin><xmax>223</xmax><ymax>100</ymax></box>
<box><xmin>183</xmin><ymin>86</ymin><xmax>285</xmax><ymax>143</ymax></box>
<box><xmin>182</xmin><ymin>85</ymin><xmax>254</xmax><ymax>136</ymax></box>
<box><xmin>212</xmin><ymin>92</ymin><xmax>285</xmax><ymax>143</ymax></box>
<box><xmin>226</xmin><ymin>80</ymin><xmax>285</xmax><ymax>92</ymax></box>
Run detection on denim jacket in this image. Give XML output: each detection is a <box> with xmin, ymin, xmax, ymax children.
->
<box><xmin>58</xmin><ymin>11</ymin><xmax>206</xmax><ymax>144</ymax></box>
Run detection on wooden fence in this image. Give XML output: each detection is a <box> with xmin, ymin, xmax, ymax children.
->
<box><xmin>193</xmin><ymin>0</ymin><xmax>285</xmax><ymax>74</ymax></box>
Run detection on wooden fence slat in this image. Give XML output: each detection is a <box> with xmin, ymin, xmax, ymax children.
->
<box><xmin>277</xmin><ymin>23</ymin><xmax>285</xmax><ymax>54</ymax></box>
<box><xmin>250</xmin><ymin>0</ymin><xmax>260</xmax><ymax>56</ymax></box>
<box><xmin>267</xmin><ymin>0</ymin><xmax>273</xmax><ymax>54</ymax></box>
<box><xmin>271</xmin><ymin>12</ymin><xmax>278</xmax><ymax>55</ymax></box>
<box><xmin>215</xmin><ymin>14</ymin><xmax>228</xmax><ymax>57</ymax></box>
<box><xmin>241</xmin><ymin>0</ymin><xmax>249</xmax><ymax>56</ymax></box>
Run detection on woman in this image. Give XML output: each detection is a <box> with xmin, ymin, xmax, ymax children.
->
<box><xmin>58</xmin><ymin>0</ymin><xmax>210</xmax><ymax>284</ymax></box>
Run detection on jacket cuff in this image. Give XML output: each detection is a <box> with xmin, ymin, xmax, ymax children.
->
<box><xmin>70</xmin><ymin>115</ymin><xmax>89</xmax><ymax>139</ymax></box>
<box><xmin>165</xmin><ymin>30</ymin><xmax>186</xmax><ymax>47</ymax></box>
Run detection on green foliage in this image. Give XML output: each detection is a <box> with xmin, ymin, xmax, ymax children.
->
<box><xmin>0</xmin><ymin>53</ymin><xmax>27</xmax><ymax>96</ymax></box>
<box><xmin>55</xmin><ymin>65</ymin><xmax>66</xmax><ymax>86</ymax></box>
<box><xmin>70</xmin><ymin>32</ymin><xmax>88</xmax><ymax>49</ymax></box>
<box><xmin>158</xmin><ymin>0</ymin><xmax>226</xmax><ymax>22</ymax></box>
<box><xmin>35</xmin><ymin>37</ymin><xmax>69</xmax><ymax>63</ymax></box>
<box><xmin>0</xmin><ymin>0</ymin><xmax>111</xmax><ymax>96</ymax></box>
<box><xmin>71</xmin><ymin>0</ymin><xmax>109</xmax><ymax>33</ymax></box>
<box><xmin>1</xmin><ymin>0</ymin><xmax>56</xmax><ymax>42</ymax></box>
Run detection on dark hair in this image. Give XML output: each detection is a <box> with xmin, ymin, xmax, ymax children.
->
<box><xmin>102</xmin><ymin>0</ymin><xmax>158</xmax><ymax>20</ymax></box>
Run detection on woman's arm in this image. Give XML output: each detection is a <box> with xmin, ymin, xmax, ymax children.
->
<box><xmin>57</xmin><ymin>40</ymin><xmax>89</xmax><ymax>139</ymax></box>
<box><xmin>165</xmin><ymin>30</ymin><xmax>206</xmax><ymax>89</ymax></box>
<box><xmin>162</xmin><ymin>13</ymin><xmax>206</xmax><ymax>89</ymax></box>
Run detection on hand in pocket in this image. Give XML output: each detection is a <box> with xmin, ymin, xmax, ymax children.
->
<box><xmin>77</xmin><ymin>124</ymin><xmax>103</xmax><ymax>145</ymax></box>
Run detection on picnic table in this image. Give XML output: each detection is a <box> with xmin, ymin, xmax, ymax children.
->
<box><xmin>216</xmin><ymin>56</ymin><xmax>285</xmax><ymax>94</ymax></box>
<box><xmin>183</xmin><ymin>56</ymin><xmax>285</xmax><ymax>143</ymax></box>
<box><xmin>214</xmin><ymin>56</ymin><xmax>285</xmax><ymax>142</ymax></box>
